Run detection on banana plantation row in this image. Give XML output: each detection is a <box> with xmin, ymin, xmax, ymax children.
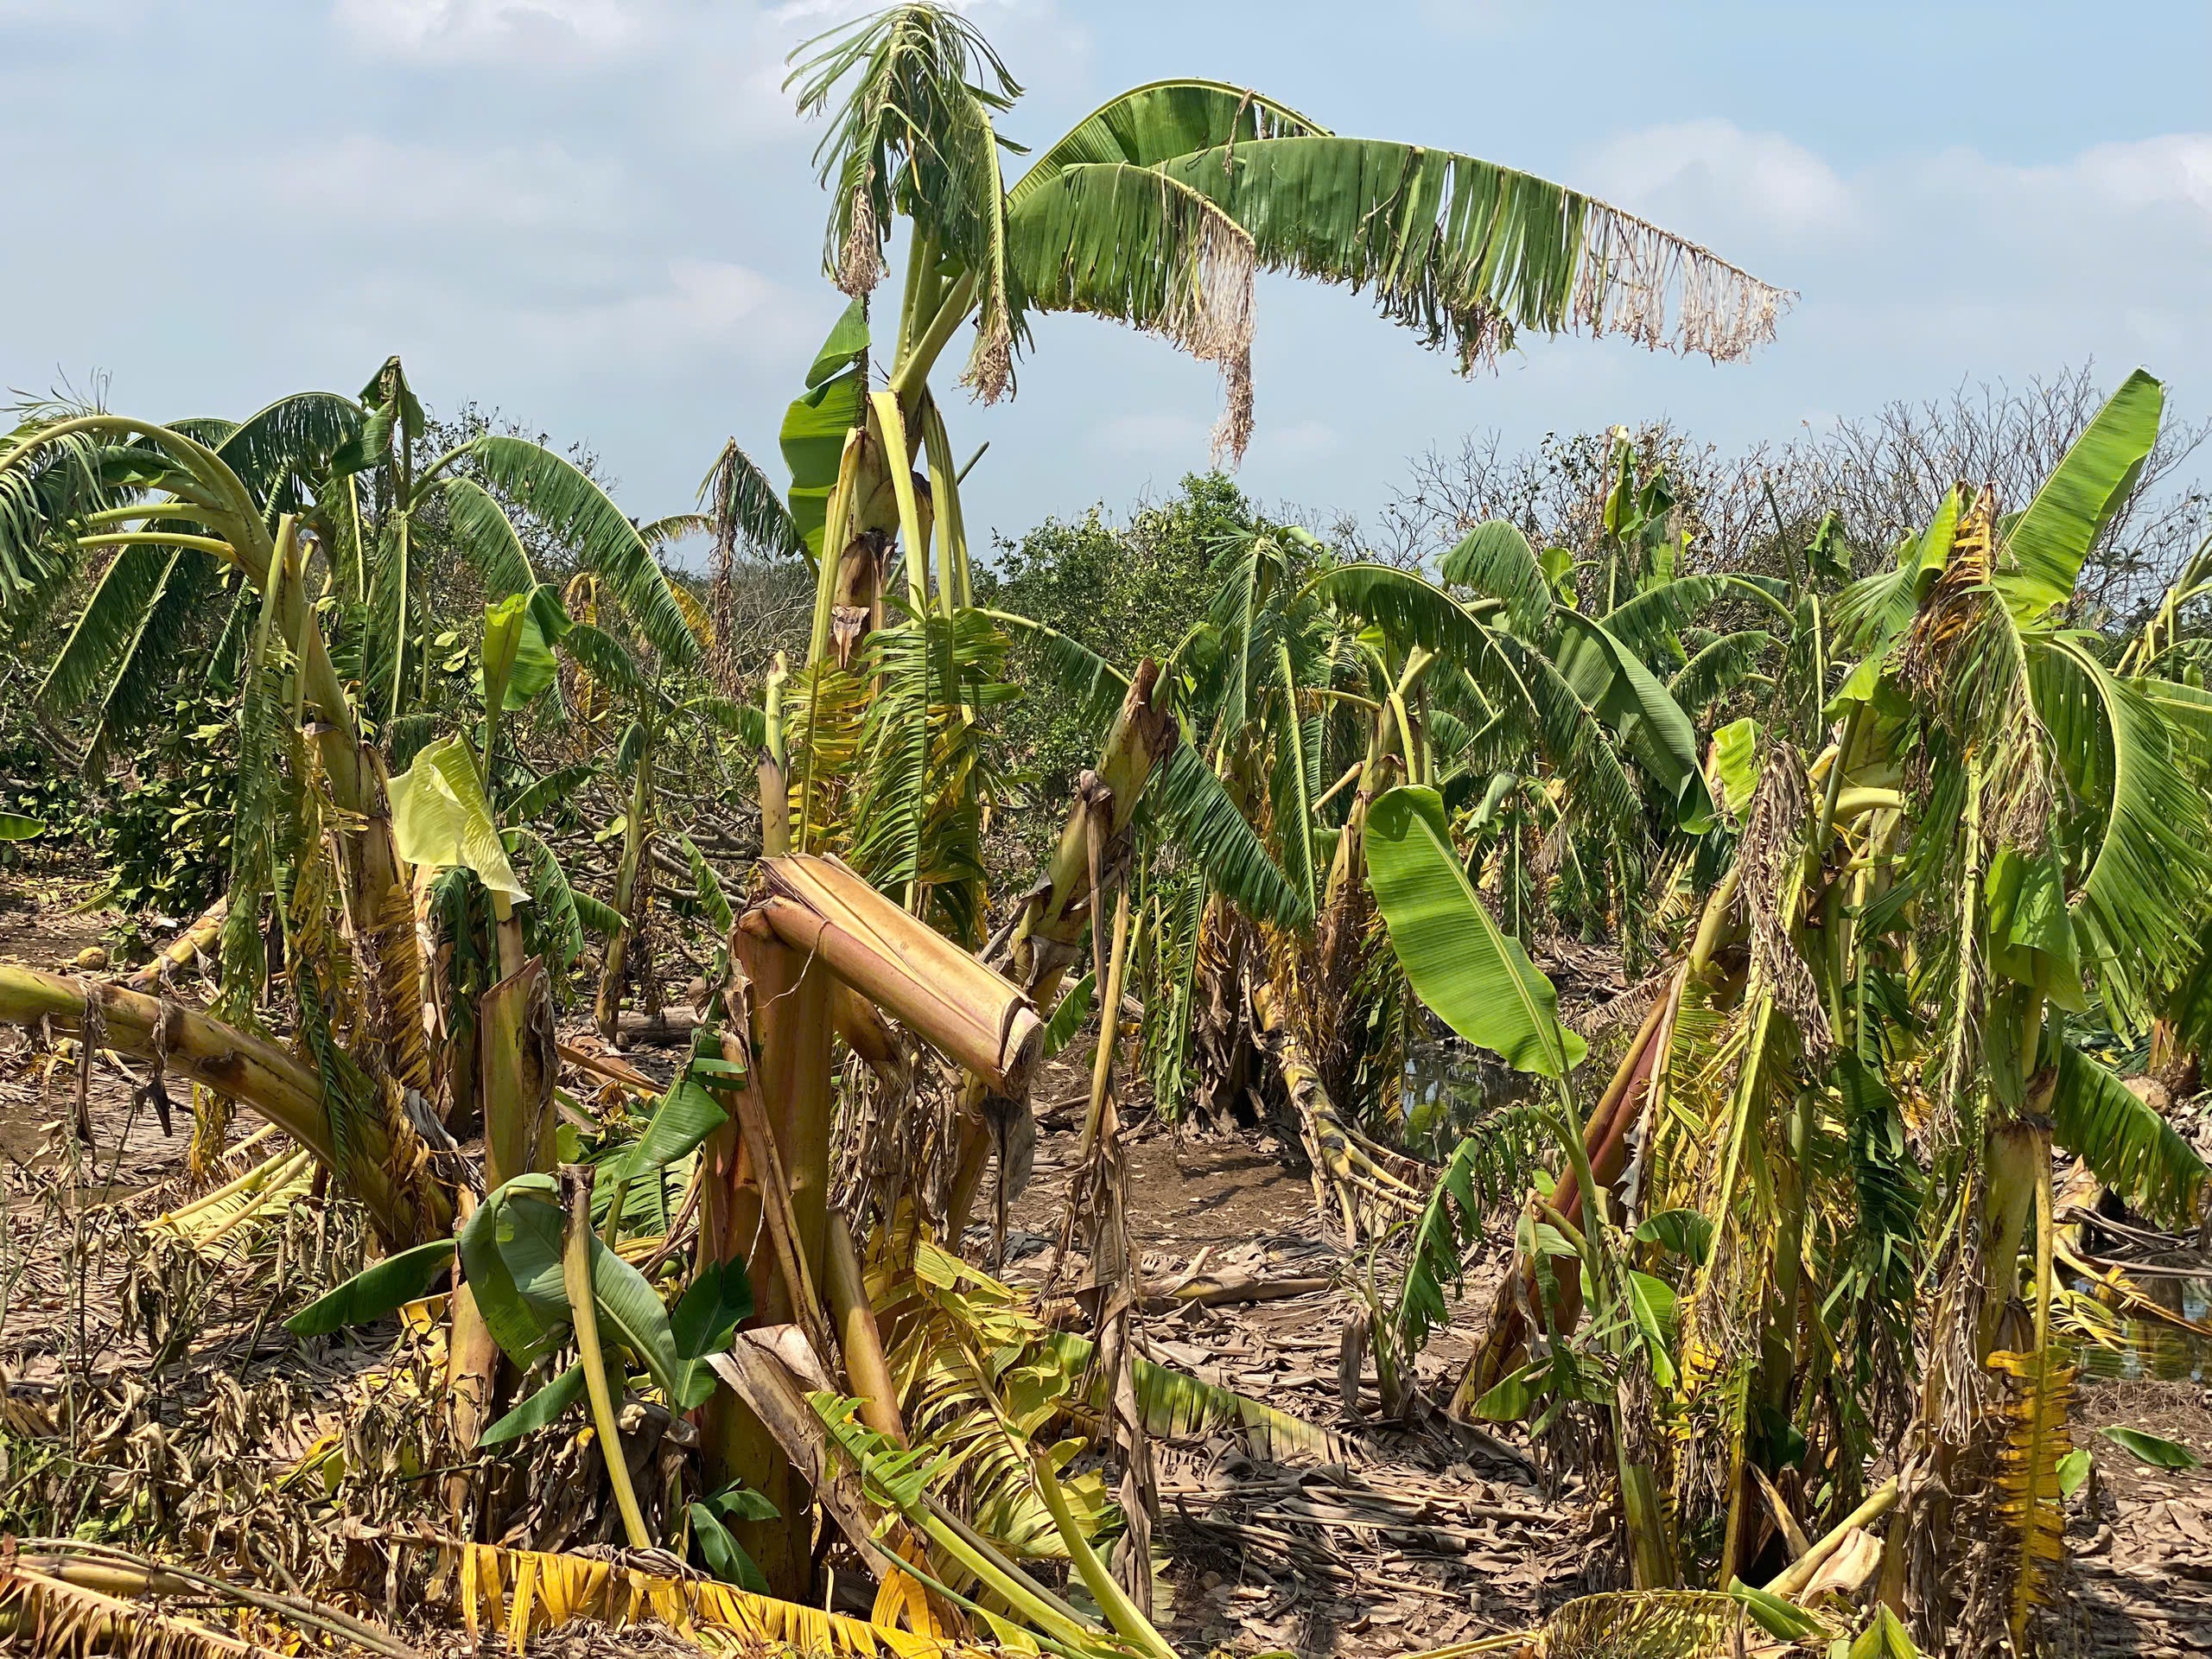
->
<box><xmin>0</xmin><ymin>7</ymin><xmax>2206</xmax><ymax>1658</ymax></box>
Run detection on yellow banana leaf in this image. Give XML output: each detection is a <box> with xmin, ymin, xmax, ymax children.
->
<box><xmin>451</xmin><ymin>1541</ymin><xmax>996</xmax><ymax>1657</ymax></box>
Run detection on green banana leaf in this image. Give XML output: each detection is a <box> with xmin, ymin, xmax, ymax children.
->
<box><xmin>2000</xmin><ymin>369</ymin><xmax>2162</xmax><ymax>619</ymax></box>
<box><xmin>1551</xmin><ymin>610</ymin><xmax>1713</xmax><ymax>830</ymax></box>
<box><xmin>1365</xmin><ymin>785</ymin><xmax>1586</xmax><ymax>1077</ymax></box>
<box><xmin>780</xmin><ymin>300</ymin><xmax>869</xmax><ymax>558</ymax></box>
<box><xmin>283</xmin><ymin>1238</ymin><xmax>454</xmax><ymax>1337</ymax></box>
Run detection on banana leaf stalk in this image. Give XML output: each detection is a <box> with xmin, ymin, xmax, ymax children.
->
<box><xmin>1457</xmin><ymin>970</ymin><xmax>1681</xmax><ymax>1408</ymax></box>
<box><xmin>563</xmin><ymin>1164</ymin><xmax>653</xmax><ymax>1551</ymax></box>
<box><xmin>596</xmin><ymin>711</ymin><xmax>658</xmax><ymax>1042</ymax></box>
<box><xmin>950</xmin><ymin>664</ymin><xmax>1179</xmax><ymax>1237</ymax></box>
<box><xmin>824</xmin><ymin>1212</ymin><xmax>908</xmax><ymax>1446</ymax></box>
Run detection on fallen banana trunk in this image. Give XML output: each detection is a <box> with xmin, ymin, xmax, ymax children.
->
<box><xmin>1251</xmin><ymin>980</ymin><xmax>1425</xmax><ymax>1243</ymax></box>
<box><xmin>124</xmin><ymin>894</ymin><xmax>228</xmax><ymax>989</ymax></box>
<box><xmin>0</xmin><ymin>963</ymin><xmax>435</xmax><ymax>1248</ymax></box>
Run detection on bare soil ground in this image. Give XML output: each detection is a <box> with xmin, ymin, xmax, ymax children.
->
<box><xmin>3</xmin><ymin>880</ymin><xmax>2210</xmax><ymax>1656</ymax></box>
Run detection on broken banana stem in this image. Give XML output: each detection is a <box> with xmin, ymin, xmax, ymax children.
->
<box><xmin>124</xmin><ymin>894</ymin><xmax>228</xmax><ymax>989</ymax></box>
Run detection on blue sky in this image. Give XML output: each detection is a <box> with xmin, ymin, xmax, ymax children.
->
<box><xmin>4</xmin><ymin>1</ymin><xmax>2208</xmax><ymax>560</ymax></box>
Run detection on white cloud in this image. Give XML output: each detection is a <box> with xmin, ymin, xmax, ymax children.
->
<box><xmin>251</xmin><ymin>135</ymin><xmax>629</xmax><ymax>232</ymax></box>
<box><xmin>524</xmin><ymin>257</ymin><xmax>794</xmax><ymax>360</ymax></box>
<box><xmin>332</xmin><ymin>0</ymin><xmax>657</xmax><ymax>61</ymax></box>
<box><xmin>327</xmin><ymin>254</ymin><xmax>785</xmax><ymax>352</ymax></box>
<box><xmin>1585</xmin><ymin>118</ymin><xmax>1855</xmax><ymax>242</ymax></box>
<box><xmin>2053</xmin><ymin>135</ymin><xmax>2212</xmax><ymax>217</ymax></box>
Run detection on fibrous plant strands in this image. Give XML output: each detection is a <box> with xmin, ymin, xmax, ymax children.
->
<box><xmin>1572</xmin><ymin>202</ymin><xmax>1789</xmax><ymax>364</ymax></box>
<box><xmin>837</xmin><ymin>162</ymin><xmax>884</xmax><ymax>298</ymax></box>
<box><xmin>831</xmin><ymin>1029</ymin><xmax>950</xmax><ymax>1231</ymax></box>
<box><xmin>438</xmin><ymin>1541</ymin><xmax>982</xmax><ymax>1658</ymax></box>
<box><xmin>750</xmin><ymin>854</ymin><xmax>1043</xmax><ymax>1096</ymax></box>
<box><xmin>1007</xmin><ymin>162</ymin><xmax>1259</xmax><ymax>462</ymax></box>
<box><xmin>184</xmin><ymin>1085</ymin><xmax>244</xmax><ymax>1185</ymax></box>
<box><xmin>1186</xmin><ymin>143</ymin><xmax>1789</xmax><ymax>378</ymax></box>
<box><xmin>1532</xmin><ymin>1589</ymin><xmax>1766</xmax><ymax>1659</ymax></box>
<box><xmin>1040</xmin><ymin>1328</ymin><xmax>1356</xmax><ymax>1467</ymax></box>
<box><xmin>1734</xmin><ymin>740</ymin><xmax>1830</xmax><ymax>1061</ymax></box>
<box><xmin>358</xmin><ymin>880</ymin><xmax>436</xmax><ymax>1103</ymax></box>
<box><xmin>1900</xmin><ymin>486</ymin><xmax>1997</xmax><ymax>704</ymax></box>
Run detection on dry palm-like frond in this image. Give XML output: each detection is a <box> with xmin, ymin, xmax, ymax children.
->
<box><xmin>1530</xmin><ymin>1592</ymin><xmax>1822</xmax><ymax>1659</ymax></box>
<box><xmin>699</xmin><ymin>437</ymin><xmax>808</xmax><ymax>568</ymax></box>
<box><xmin>1979</xmin><ymin>1346</ymin><xmax>2075</xmax><ymax>1647</ymax></box>
<box><xmin>699</xmin><ymin>437</ymin><xmax>807</xmax><ymax>693</ymax></box>
<box><xmin>1900</xmin><ymin>491</ymin><xmax>2056</xmax><ymax>861</ymax></box>
<box><xmin>863</xmin><ymin>1217</ymin><xmax>1113</xmax><ymax>1567</ymax></box>
<box><xmin>0</xmin><ymin>1560</ymin><xmax>283</xmax><ymax>1659</ymax></box>
<box><xmin>443</xmin><ymin>1540</ymin><xmax>982</xmax><ymax>1658</ymax></box>
<box><xmin>1043</xmin><ymin>1326</ymin><xmax>1354</xmax><ymax>1468</ymax></box>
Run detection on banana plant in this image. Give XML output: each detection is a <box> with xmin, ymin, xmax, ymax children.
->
<box><xmin>785</xmin><ymin>2</ymin><xmax>1789</xmax><ymax>597</ymax></box>
<box><xmin>772</xmin><ymin>2</ymin><xmax>1788</xmax><ymax>938</ymax></box>
<box><xmin>0</xmin><ymin>406</ymin><xmax>455</xmax><ymax>1245</ymax></box>
<box><xmin>1382</xmin><ymin>367</ymin><xmax>2211</xmax><ymax>1651</ymax></box>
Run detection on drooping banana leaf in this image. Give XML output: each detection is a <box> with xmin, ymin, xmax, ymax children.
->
<box><xmin>283</xmin><ymin>1238</ymin><xmax>455</xmax><ymax>1337</ymax></box>
<box><xmin>1365</xmin><ymin>785</ymin><xmax>1585</xmax><ymax>1077</ymax></box>
<box><xmin>1041</xmin><ymin>1330</ymin><xmax>1350</xmax><ymax>1465</ymax></box>
<box><xmin>2050</xmin><ymin>1046</ymin><xmax>2208</xmax><ymax>1230</ymax></box>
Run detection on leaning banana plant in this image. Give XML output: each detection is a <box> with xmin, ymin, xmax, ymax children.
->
<box><xmin>0</xmin><ymin>409</ymin><xmax>448</xmax><ymax>1247</ymax></box>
